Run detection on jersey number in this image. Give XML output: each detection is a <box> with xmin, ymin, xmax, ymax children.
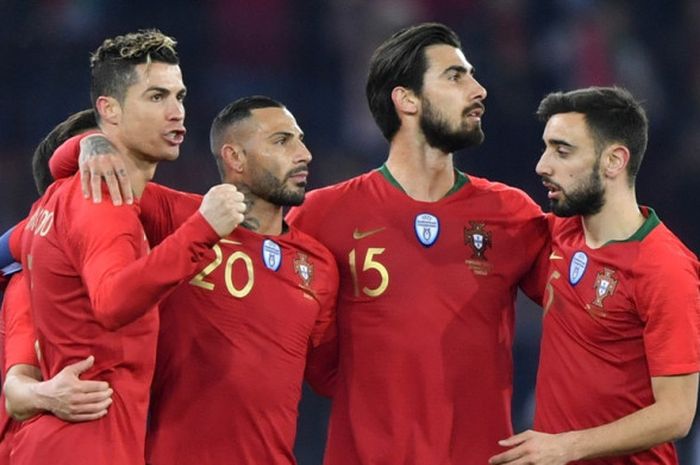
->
<box><xmin>349</xmin><ymin>247</ymin><xmax>389</xmax><ymax>297</ymax></box>
<box><xmin>543</xmin><ymin>270</ymin><xmax>561</xmax><ymax>315</ymax></box>
<box><xmin>190</xmin><ymin>244</ymin><xmax>254</xmax><ymax>298</ymax></box>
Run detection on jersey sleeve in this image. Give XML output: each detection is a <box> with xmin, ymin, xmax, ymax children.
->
<box><xmin>519</xmin><ymin>213</ymin><xmax>555</xmax><ymax>306</ymax></box>
<box><xmin>636</xmin><ymin>247</ymin><xmax>700</xmax><ymax>376</ymax></box>
<box><xmin>304</xmin><ymin>251</ymin><xmax>339</xmax><ymax>398</ymax></box>
<box><xmin>68</xmin><ymin>199</ymin><xmax>220</xmax><ymax>330</ymax></box>
<box><xmin>139</xmin><ymin>183</ymin><xmax>202</xmax><ymax>247</ymax></box>
<box><xmin>49</xmin><ymin>131</ymin><xmax>99</xmax><ymax>180</ymax></box>
<box><xmin>2</xmin><ymin>272</ymin><xmax>39</xmax><ymax>371</ymax></box>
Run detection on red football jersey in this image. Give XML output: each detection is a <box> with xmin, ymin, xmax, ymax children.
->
<box><xmin>12</xmin><ymin>175</ymin><xmax>220</xmax><ymax>465</ymax></box>
<box><xmin>0</xmin><ymin>272</ymin><xmax>37</xmax><ymax>465</ymax></box>
<box><xmin>286</xmin><ymin>167</ymin><xmax>548</xmax><ymax>465</ymax></box>
<box><xmin>534</xmin><ymin>208</ymin><xmax>700</xmax><ymax>465</ymax></box>
<box><xmin>140</xmin><ymin>183</ymin><xmax>339</xmax><ymax>465</ymax></box>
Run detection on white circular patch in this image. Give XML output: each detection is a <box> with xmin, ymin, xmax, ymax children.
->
<box><xmin>262</xmin><ymin>239</ymin><xmax>282</xmax><ymax>271</ymax></box>
<box><xmin>569</xmin><ymin>251</ymin><xmax>588</xmax><ymax>285</ymax></box>
<box><xmin>414</xmin><ymin>213</ymin><xmax>440</xmax><ymax>247</ymax></box>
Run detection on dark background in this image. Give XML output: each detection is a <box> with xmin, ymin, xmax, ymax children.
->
<box><xmin>1</xmin><ymin>0</ymin><xmax>697</xmax><ymax>463</ymax></box>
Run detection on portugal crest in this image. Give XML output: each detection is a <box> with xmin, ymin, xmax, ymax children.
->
<box><xmin>464</xmin><ymin>221</ymin><xmax>492</xmax><ymax>260</ymax></box>
<box><xmin>592</xmin><ymin>267</ymin><xmax>618</xmax><ymax>308</ymax></box>
<box><xmin>294</xmin><ymin>253</ymin><xmax>314</xmax><ymax>288</ymax></box>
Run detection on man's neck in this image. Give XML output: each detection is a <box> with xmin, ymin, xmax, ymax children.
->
<box><xmin>385</xmin><ymin>132</ymin><xmax>457</xmax><ymax>202</ymax></box>
<box><xmin>100</xmin><ymin>129</ymin><xmax>156</xmax><ymax>198</ymax></box>
<box><xmin>235</xmin><ymin>185</ymin><xmax>284</xmax><ymax>236</ymax></box>
<box><xmin>581</xmin><ymin>187</ymin><xmax>644</xmax><ymax>248</ymax></box>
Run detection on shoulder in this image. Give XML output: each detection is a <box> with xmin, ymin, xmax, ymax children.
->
<box><xmin>638</xmin><ymin>222</ymin><xmax>698</xmax><ymax>276</ymax></box>
<box><xmin>286</xmin><ymin>226</ymin><xmax>338</xmax><ymax>268</ymax></box>
<box><xmin>288</xmin><ymin>171</ymin><xmax>377</xmax><ymax>228</ymax></box>
<box><xmin>467</xmin><ymin>175</ymin><xmax>543</xmax><ymax>216</ymax></box>
<box><xmin>303</xmin><ymin>171</ymin><xmax>377</xmax><ymax>206</ymax></box>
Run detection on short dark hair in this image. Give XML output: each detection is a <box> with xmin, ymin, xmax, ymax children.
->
<box><xmin>366</xmin><ymin>22</ymin><xmax>461</xmax><ymax>141</ymax></box>
<box><xmin>90</xmin><ymin>29</ymin><xmax>179</xmax><ymax>113</ymax></box>
<box><xmin>32</xmin><ymin>109</ymin><xmax>97</xmax><ymax>194</ymax></box>
<box><xmin>536</xmin><ymin>86</ymin><xmax>649</xmax><ymax>184</ymax></box>
<box><xmin>209</xmin><ymin>95</ymin><xmax>284</xmax><ymax>177</ymax></box>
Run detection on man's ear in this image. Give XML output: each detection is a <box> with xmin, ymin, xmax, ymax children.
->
<box><xmin>95</xmin><ymin>96</ymin><xmax>121</xmax><ymax>125</ymax></box>
<box><xmin>391</xmin><ymin>86</ymin><xmax>419</xmax><ymax>116</ymax></box>
<box><xmin>602</xmin><ymin>144</ymin><xmax>630</xmax><ymax>180</ymax></box>
<box><xmin>221</xmin><ymin>143</ymin><xmax>246</xmax><ymax>174</ymax></box>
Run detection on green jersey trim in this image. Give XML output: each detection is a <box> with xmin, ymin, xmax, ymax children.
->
<box><xmin>377</xmin><ymin>164</ymin><xmax>469</xmax><ymax>198</ymax></box>
<box><xmin>604</xmin><ymin>207</ymin><xmax>660</xmax><ymax>245</ymax></box>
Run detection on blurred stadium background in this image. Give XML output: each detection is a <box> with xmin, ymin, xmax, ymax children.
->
<box><xmin>1</xmin><ymin>0</ymin><xmax>697</xmax><ymax>463</ymax></box>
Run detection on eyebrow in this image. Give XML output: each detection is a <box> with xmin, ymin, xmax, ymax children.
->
<box><xmin>267</xmin><ymin>130</ymin><xmax>298</xmax><ymax>139</ymax></box>
<box><xmin>545</xmin><ymin>138</ymin><xmax>575</xmax><ymax>148</ymax></box>
<box><xmin>442</xmin><ymin>65</ymin><xmax>472</xmax><ymax>76</ymax></box>
<box><xmin>142</xmin><ymin>86</ymin><xmax>188</xmax><ymax>95</ymax></box>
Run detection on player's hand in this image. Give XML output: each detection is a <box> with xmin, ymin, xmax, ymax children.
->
<box><xmin>40</xmin><ymin>355</ymin><xmax>114</xmax><ymax>422</ymax></box>
<box><xmin>199</xmin><ymin>184</ymin><xmax>247</xmax><ymax>237</ymax></box>
<box><xmin>79</xmin><ymin>134</ymin><xmax>133</xmax><ymax>206</ymax></box>
<box><xmin>488</xmin><ymin>430</ymin><xmax>574</xmax><ymax>465</ymax></box>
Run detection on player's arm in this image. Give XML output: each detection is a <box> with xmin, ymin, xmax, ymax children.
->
<box><xmin>489</xmin><ymin>373</ymin><xmax>698</xmax><ymax>465</ymax></box>
<box><xmin>2</xmin><ymin>273</ymin><xmax>113</xmax><ymax>422</ymax></box>
<box><xmin>76</xmin><ymin>184</ymin><xmax>245</xmax><ymax>330</ymax></box>
<box><xmin>304</xmin><ymin>252</ymin><xmax>340</xmax><ymax>397</ymax></box>
<box><xmin>4</xmin><ymin>357</ymin><xmax>113</xmax><ymax>422</ymax></box>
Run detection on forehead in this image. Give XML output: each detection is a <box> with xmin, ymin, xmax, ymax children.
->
<box><xmin>249</xmin><ymin>107</ymin><xmax>300</xmax><ymax>134</ymax></box>
<box><xmin>130</xmin><ymin>62</ymin><xmax>184</xmax><ymax>91</ymax></box>
<box><xmin>423</xmin><ymin>44</ymin><xmax>471</xmax><ymax>75</ymax></box>
<box><xmin>543</xmin><ymin>112</ymin><xmax>593</xmax><ymax>142</ymax></box>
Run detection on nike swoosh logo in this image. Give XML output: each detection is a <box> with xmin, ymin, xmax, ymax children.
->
<box><xmin>220</xmin><ymin>239</ymin><xmax>242</xmax><ymax>245</ymax></box>
<box><xmin>353</xmin><ymin>227</ymin><xmax>386</xmax><ymax>240</ymax></box>
<box><xmin>549</xmin><ymin>252</ymin><xmax>564</xmax><ymax>260</ymax></box>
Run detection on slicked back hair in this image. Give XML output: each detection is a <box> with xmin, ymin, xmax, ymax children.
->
<box><xmin>366</xmin><ymin>22</ymin><xmax>461</xmax><ymax>141</ymax></box>
<box><xmin>209</xmin><ymin>95</ymin><xmax>284</xmax><ymax>178</ymax></box>
<box><xmin>90</xmin><ymin>29</ymin><xmax>179</xmax><ymax>115</ymax></box>
<box><xmin>32</xmin><ymin>109</ymin><xmax>98</xmax><ymax>194</ymax></box>
<box><xmin>537</xmin><ymin>86</ymin><xmax>649</xmax><ymax>185</ymax></box>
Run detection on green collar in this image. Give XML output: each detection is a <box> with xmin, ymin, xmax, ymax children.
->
<box><xmin>378</xmin><ymin>163</ymin><xmax>469</xmax><ymax>198</ymax></box>
<box><xmin>604</xmin><ymin>206</ymin><xmax>660</xmax><ymax>245</ymax></box>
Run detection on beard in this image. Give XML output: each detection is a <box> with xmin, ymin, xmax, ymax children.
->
<box><xmin>547</xmin><ymin>162</ymin><xmax>605</xmax><ymax>217</ymax></box>
<box><xmin>419</xmin><ymin>97</ymin><xmax>485</xmax><ymax>153</ymax></box>
<box><xmin>250</xmin><ymin>165</ymin><xmax>306</xmax><ymax>207</ymax></box>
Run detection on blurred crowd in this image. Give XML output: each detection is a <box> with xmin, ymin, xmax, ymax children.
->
<box><xmin>0</xmin><ymin>0</ymin><xmax>697</xmax><ymax>463</ymax></box>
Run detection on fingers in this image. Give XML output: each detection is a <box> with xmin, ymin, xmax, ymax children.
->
<box><xmin>78</xmin><ymin>134</ymin><xmax>131</xmax><ymax>205</ymax></box>
<box><xmin>64</xmin><ymin>355</ymin><xmax>95</xmax><ymax>376</ymax></box>
<box><xmin>57</xmin><ymin>396</ymin><xmax>113</xmax><ymax>423</ymax></box>
<box><xmin>498</xmin><ymin>431</ymin><xmax>529</xmax><ymax>447</ymax></box>
<box><xmin>489</xmin><ymin>446</ymin><xmax>524</xmax><ymax>465</ymax></box>
<box><xmin>116</xmin><ymin>166</ymin><xmax>133</xmax><ymax>205</ymax></box>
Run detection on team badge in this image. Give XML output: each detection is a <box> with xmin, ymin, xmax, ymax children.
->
<box><xmin>592</xmin><ymin>268</ymin><xmax>617</xmax><ymax>308</ymax></box>
<box><xmin>464</xmin><ymin>221</ymin><xmax>492</xmax><ymax>260</ymax></box>
<box><xmin>262</xmin><ymin>239</ymin><xmax>282</xmax><ymax>271</ymax></box>
<box><xmin>294</xmin><ymin>253</ymin><xmax>314</xmax><ymax>288</ymax></box>
<box><xmin>569</xmin><ymin>251</ymin><xmax>588</xmax><ymax>285</ymax></box>
<box><xmin>414</xmin><ymin>213</ymin><xmax>440</xmax><ymax>247</ymax></box>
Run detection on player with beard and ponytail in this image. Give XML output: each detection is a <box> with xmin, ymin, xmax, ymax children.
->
<box><xmin>490</xmin><ymin>87</ymin><xmax>699</xmax><ymax>465</ymax></box>
<box><xmin>286</xmin><ymin>22</ymin><xmax>548</xmax><ymax>465</ymax></box>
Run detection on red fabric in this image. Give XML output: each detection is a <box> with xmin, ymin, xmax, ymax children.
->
<box><xmin>0</xmin><ymin>273</ymin><xmax>37</xmax><ymax>465</ymax></box>
<box><xmin>12</xmin><ymin>176</ymin><xmax>220</xmax><ymax>465</ymax></box>
<box><xmin>140</xmin><ymin>183</ymin><xmax>338</xmax><ymax>465</ymax></box>
<box><xmin>534</xmin><ymin>208</ymin><xmax>700</xmax><ymax>465</ymax></box>
<box><xmin>287</xmin><ymin>169</ymin><xmax>548</xmax><ymax>465</ymax></box>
